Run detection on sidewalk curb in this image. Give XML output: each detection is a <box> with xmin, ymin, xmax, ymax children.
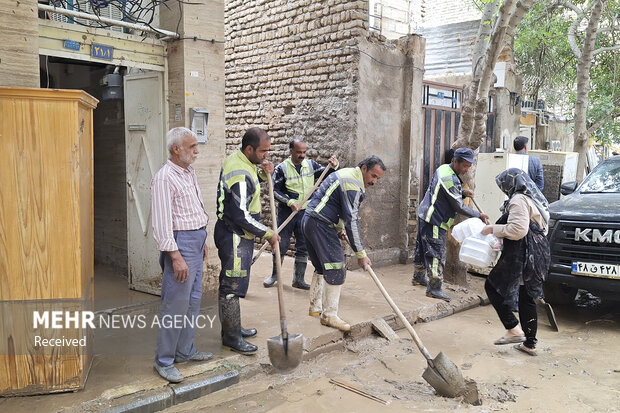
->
<box><xmin>102</xmin><ymin>370</ymin><xmax>239</xmax><ymax>413</ymax></box>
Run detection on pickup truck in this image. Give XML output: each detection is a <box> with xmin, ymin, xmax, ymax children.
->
<box><xmin>545</xmin><ymin>155</ymin><xmax>620</xmax><ymax>303</ymax></box>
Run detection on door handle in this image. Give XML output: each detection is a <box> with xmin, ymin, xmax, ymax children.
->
<box><xmin>127</xmin><ymin>179</ymin><xmax>135</xmax><ymax>201</ymax></box>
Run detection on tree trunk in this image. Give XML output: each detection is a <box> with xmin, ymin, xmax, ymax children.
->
<box><xmin>455</xmin><ymin>0</ymin><xmax>498</xmax><ymax>145</ymax></box>
<box><xmin>574</xmin><ymin>0</ymin><xmax>607</xmax><ymax>181</ymax></box>
<box><xmin>445</xmin><ymin>0</ymin><xmax>534</xmax><ymax>287</ymax></box>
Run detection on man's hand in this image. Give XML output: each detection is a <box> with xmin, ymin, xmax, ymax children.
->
<box><xmin>358</xmin><ymin>256</ymin><xmax>372</xmax><ymax>271</ymax></box>
<box><xmin>169</xmin><ymin>250</ymin><xmax>189</xmax><ymax>283</ymax></box>
<box><xmin>481</xmin><ymin>225</ymin><xmax>494</xmax><ymax>235</ymax></box>
<box><xmin>328</xmin><ymin>156</ymin><xmax>338</xmax><ymax>168</ymax></box>
<box><xmin>290</xmin><ymin>202</ymin><xmax>300</xmax><ymax>212</ymax></box>
<box><xmin>267</xmin><ymin>233</ymin><xmax>281</xmax><ymax>248</ymax></box>
<box><xmin>462</xmin><ymin>189</ymin><xmax>474</xmax><ymax>198</ymax></box>
<box><xmin>338</xmin><ymin>230</ymin><xmax>347</xmax><ymax>240</ymax></box>
<box><xmin>261</xmin><ymin>161</ymin><xmax>274</xmax><ymax>175</ymax></box>
<box><xmin>203</xmin><ymin>244</ymin><xmax>208</xmax><ymax>261</ymax></box>
<box><xmin>480</xmin><ymin>213</ymin><xmax>490</xmax><ymax>225</ymax></box>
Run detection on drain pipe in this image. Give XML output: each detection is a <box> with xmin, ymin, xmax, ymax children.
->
<box><xmin>38</xmin><ymin>4</ymin><xmax>179</xmax><ymax>39</ymax></box>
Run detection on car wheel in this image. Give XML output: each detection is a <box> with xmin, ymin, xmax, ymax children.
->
<box><xmin>543</xmin><ymin>283</ymin><xmax>578</xmax><ymax>305</ymax></box>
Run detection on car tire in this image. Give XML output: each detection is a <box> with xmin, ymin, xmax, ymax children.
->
<box><xmin>543</xmin><ymin>283</ymin><xmax>578</xmax><ymax>305</ymax></box>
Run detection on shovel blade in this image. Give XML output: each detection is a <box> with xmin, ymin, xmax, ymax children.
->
<box><xmin>421</xmin><ymin>352</ymin><xmax>467</xmax><ymax>398</ymax></box>
<box><xmin>267</xmin><ymin>333</ymin><xmax>304</xmax><ymax>372</ymax></box>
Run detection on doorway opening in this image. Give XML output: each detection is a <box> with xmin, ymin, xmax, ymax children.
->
<box><xmin>39</xmin><ymin>55</ymin><xmax>158</xmax><ymax>310</ymax></box>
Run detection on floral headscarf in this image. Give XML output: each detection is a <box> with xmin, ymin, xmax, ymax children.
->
<box><xmin>496</xmin><ymin>168</ymin><xmax>550</xmax><ymax>224</ymax></box>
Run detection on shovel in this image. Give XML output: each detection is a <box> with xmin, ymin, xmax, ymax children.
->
<box><xmin>471</xmin><ymin>198</ymin><xmax>559</xmax><ymax>331</ymax></box>
<box><xmin>252</xmin><ymin>164</ymin><xmax>332</xmax><ymax>264</ymax></box>
<box><xmin>266</xmin><ymin>173</ymin><xmax>304</xmax><ymax>372</ymax></box>
<box><xmin>365</xmin><ymin>264</ymin><xmax>471</xmax><ymax>398</ymax></box>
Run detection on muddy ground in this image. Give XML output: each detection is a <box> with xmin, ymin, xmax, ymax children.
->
<box><xmin>162</xmin><ymin>291</ymin><xmax>620</xmax><ymax>412</ymax></box>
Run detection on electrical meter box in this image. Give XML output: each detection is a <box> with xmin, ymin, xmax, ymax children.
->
<box><xmin>190</xmin><ymin>108</ymin><xmax>209</xmax><ymax>144</ymax></box>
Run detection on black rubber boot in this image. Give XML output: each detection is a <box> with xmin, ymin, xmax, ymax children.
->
<box><xmin>426</xmin><ymin>278</ymin><xmax>451</xmax><ymax>302</ymax></box>
<box><xmin>263</xmin><ymin>254</ymin><xmax>280</xmax><ymax>288</ymax></box>
<box><xmin>411</xmin><ymin>265</ymin><xmax>428</xmax><ymax>286</ymax></box>
<box><xmin>219</xmin><ymin>296</ymin><xmax>258</xmax><ymax>355</ymax></box>
<box><xmin>292</xmin><ymin>257</ymin><xmax>310</xmax><ymax>290</ymax></box>
<box><xmin>241</xmin><ymin>327</ymin><xmax>257</xmax><ymax>338</ymax></box>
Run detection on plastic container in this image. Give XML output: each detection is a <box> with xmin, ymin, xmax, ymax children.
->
<box><xmin>451</xmin><ymin>217</ymin><xmax>485</xmax><ymax>243</ymax></box>
<box><xmin>459</xmin><ymin>235</ymin><xmax>498</xmax><ymax>267</ymax></box>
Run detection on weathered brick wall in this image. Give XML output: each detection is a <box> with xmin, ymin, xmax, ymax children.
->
<box><xmin>225</xmin><ymin>0</ymin><xmax>425</xmax><ymax>266</ymax></box>
<box><xmin>225</xmin><ymin>0</ymin><xmax>369</xmax><ymax>165</ymax></box>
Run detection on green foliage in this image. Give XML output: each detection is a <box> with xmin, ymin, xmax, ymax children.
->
<box><xmin>514</xmin><ymin>0</ymin><xmax>619</xmax><ymax>144</ymax></box>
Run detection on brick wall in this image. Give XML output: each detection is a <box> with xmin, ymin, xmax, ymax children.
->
<box><xmin>225</xmin><ymin>0</ymin><xmax>368</xmax><ymax>162</ymax></box>
<box><xmin>225</xmin><ymin>0</ymin><xmax>425</xmax><ymax>266</ymax></box>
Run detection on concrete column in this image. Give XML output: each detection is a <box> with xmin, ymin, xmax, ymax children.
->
<box><xmin>0</xmin><ymin>0</ymin><xmax>39</xmax><ymax>87</ymax></box>
<box><xmin>400</xmin><ymin>34</ymin><xmax>425</xmax><ymax>263</ymax></box>
<box><xmin>160</xmin><ymin>1</ymin><xmax>225</xmax><ymax>296</ymax></box>
<box><xmin>493</xmin><ymin>61</ymin><xmax>522</xmax><ymax>151</ymax></box>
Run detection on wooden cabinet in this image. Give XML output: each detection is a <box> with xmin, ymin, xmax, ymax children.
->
<box><xmin>0</xmin><ymin>87</ymin><xmax>98</xmax><ymax>395</ymax></box>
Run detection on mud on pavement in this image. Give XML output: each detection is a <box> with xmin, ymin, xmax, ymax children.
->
<box><xmin>161</xmin><ymin>298</ymin><xmax>620</xmax><ymax>413</ymax></box>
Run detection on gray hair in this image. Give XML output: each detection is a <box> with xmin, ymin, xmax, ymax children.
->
<box><xmin>166</xmin><ymin>127</ymin><xmax>196</xmax><ymax>155</ymax></box>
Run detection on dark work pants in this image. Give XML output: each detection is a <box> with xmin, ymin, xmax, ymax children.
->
<box><xmin>276</xmin><ymin>207</ymin><xmax>307</xmax><ymax>258</ymax></box>
<box><xmin>413</xmin><ymin>218</ymin><xmax>447</xmax><ymax>282</ymax></box>
<box><xmin>155</xmin><ymin>228</ymin><xmax>207</xmax><ymax>367</ymax></box>
<box><xmin>485</xmin><ymin>279</ymin><xmax>538</xmax><ymax>349</ymax></box>
<box><xmin>215</xmin><ymin>220</ymin><xmax>254</xmax><ymax>299</ymax></box>
<box><xmin>302</xmin><ymin>214</ymin><xmax>346</xmax><ymax>285</ymax></box>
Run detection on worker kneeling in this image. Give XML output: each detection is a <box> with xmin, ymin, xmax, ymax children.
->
<box><xmin>301</xmin><ymin>156</ymin><xmax>386</xmax><ymax>332</ymax></box>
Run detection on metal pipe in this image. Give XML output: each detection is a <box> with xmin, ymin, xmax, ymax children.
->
<box><xmin>38</xmin><ymin>4</ymin><xmax>179</xmax><ymax>39</ymax></box>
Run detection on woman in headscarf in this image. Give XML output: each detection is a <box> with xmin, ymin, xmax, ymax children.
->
<box><xmin>481</xmin><ymin>168</ymin><xmax>550</xmax><ymax>356</ymax></box>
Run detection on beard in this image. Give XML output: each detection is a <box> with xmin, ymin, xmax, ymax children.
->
<box><xmin>180</xmin><ymin>150</ymin><xmax>197</xmax><ymax>165</ymax></box>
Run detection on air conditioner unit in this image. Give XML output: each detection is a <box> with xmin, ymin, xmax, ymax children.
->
<box><xmin>73</xmin><ymin>0</ymin><xmax>124</xmax><ymax>32</ymax></box>
<box><xmin>538</xmin><ymin>110</ymin><xmax>549</xmax><ymax>126</ymax></box>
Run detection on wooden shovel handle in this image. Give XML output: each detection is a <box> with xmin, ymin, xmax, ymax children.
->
<box><xmin>365</xmin><ymin>266</ymin><xmax>434</xmax><ymax>362</ymax></box>
<box><xmin>252</xmin><ymin>164</ymin><xmax>332</xmax><ymax>263</ymax></box>
<box><xmin>266</xmin><ymin>173</ymin><xmax>288</xmax><ymax>340</ymax></box>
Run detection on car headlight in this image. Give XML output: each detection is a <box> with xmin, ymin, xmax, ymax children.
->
<box><xmin>548</xmin><ymin>218</ymin><xmax>557</xmax><ymax>229</ymax></box>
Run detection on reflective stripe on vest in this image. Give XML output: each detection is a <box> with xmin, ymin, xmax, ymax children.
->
<box><xmin>217</xmin><ymin>150</ymin><xmax>261</xmax><ymax>219</ymax></box>
<box><xmin>424</xmin><ymin>164</ymin><xmax>457</xmax><ymax>231</ymax></box>
<box><xmin>283</xmin><ymin>158</ymin><xmax>317</xmax><ymax>208</ymax></box>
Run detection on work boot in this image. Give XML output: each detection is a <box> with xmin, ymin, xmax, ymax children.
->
<box><xmin>320</xmin><ymin>283</ymin><xmax>351</xmax><ymax>332</ymax></box>
<box><xmin>263</xmin><ymin>254</ymin><xmax>282</xmax><ymax>288</ymax></box>
<box><xmin>292</xmin><ymin>257</ymin><xmax>310</xmax><ymax>290</ymax></box>
<box><xmin>241</xmin><ymin>327</ymin><xmax>257</xmax><ymax>338</ymax></box>
<box><xmin>411</xmin><ymin>265</ymin><xmax>428</xmax><ymax>286</ymax></box>
<box><xmin>308</xmin><ymin>272</ymin><xmax>324</xmax><ymax>317</ymax></box>
<box><xmin>219</xmin><ymin>296</ymin><xmax>258</xmax><ymax>355</ymax></box>
<box><xmin>426</xmin><ymin>278</ymin><xmax>451</xmax><ymax>302</ymax></box>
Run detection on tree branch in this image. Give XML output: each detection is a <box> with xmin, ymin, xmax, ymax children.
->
<box><xmin>594</xmin><ymin>45</ymin><xmax>620</xmax><ymax>55</ymax></box>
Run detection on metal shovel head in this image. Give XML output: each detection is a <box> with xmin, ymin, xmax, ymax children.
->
<box><xmin>267</xmin><ymin>333</ymin><xmax>304</xmax><ymax>372</ymax></box>
<box><xmin>544</xmin><ymin>302</ymin><xmax>559</xmax><ymax>331</ymax></box>
<box><xmin>421</xmin><ymin>352</ymin><xmax>467</xmax><ymax>398</ymax></box>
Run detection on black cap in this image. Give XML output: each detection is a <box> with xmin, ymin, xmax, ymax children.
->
<box><xmin>514</xmin><ymin>136</ymin><xmax>529</xmax><ymax>151</ymax></box>
<box><xmin>453</xmin><ymin>147</ymin><xmax>475</xmax><ymax>163</ymax></box>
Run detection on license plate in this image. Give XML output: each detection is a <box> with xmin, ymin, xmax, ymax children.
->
<box><xmin>572</xmin><ymin>261</ymin><xmax>620</xmax><ymax>279</ymax></box>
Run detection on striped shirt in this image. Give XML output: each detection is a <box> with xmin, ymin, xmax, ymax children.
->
<box><xmin>151</xmin><ymin>160</ymin><xmax>209</xmax><ymax>251</ymax></box>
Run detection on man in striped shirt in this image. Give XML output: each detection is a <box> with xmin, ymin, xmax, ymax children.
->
<box><xmin>151</xmin><ymin>127</ymin><xmax>210</xmax><ymax>383</ymax></box>
<box><xmin>215</xmin><ymin>127</ymin><xmax>280</xmax><ymax>354</ymax></box>
<box><xmin>302</xmin><ymin>155</ymin><xmax>386</xmax><ymax>332</ymax></box>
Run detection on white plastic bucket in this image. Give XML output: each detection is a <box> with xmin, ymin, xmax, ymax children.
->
<box><xmin>459</xmin><ymin>236</ymin><xmax>497</xmax><ymax>267</ymax></box>
<box><xmin>451</xmin><ymin>218</ymin><xmax>485</xmax><ymax>243</ymax></box>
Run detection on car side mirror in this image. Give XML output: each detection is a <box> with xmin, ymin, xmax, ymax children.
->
<box><xmin>560</xmin><ymin>181</ymin><xmax>578</xmax><ymax>195</ymax></box>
